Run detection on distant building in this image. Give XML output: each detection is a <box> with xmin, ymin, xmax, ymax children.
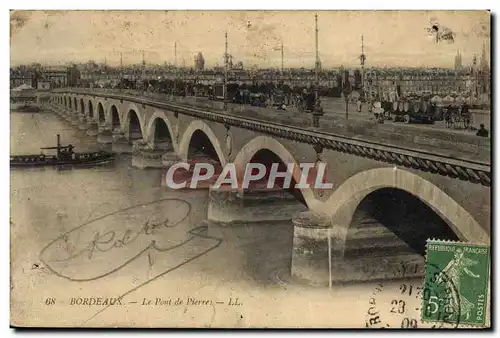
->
<box><xmin>353</xmin><ymin>69</ymin><xmax>362</xmax><ymax>90</ymax></box>
<box><xmin>30</xmin><ymin>65</ymin><xmax>81</xmax><ymax>88</ymax></box>
<box><xmin>194</xmin><ymin>52</ymin><xmax>205</xmax><ymax>71</ymax></box>
<box><xmin>340</xmin><ymin>68</ymin><xmax>352</xmax><ymax>88</ymax></box>
<box><xmin>10</xmin><ymin>76</ymin><xmax>32</xmax><ymax>89</ymax></box>
<box><xmin>232</xmin><ymin>61</ymin><xmax>244</xmax><ymax>70</ymax></box>
<box><xmin>365</xmin><ymin>68</ymin><xmax>472</xmax><ymax>100</ymax></box>
<box><xmin>10</xmin><ymin>66</ymin><xmax>33</xmax><ymax>88</ymax></box>
<box><xmin>479</xmin><ymin>43</ymin><xmax>489</xmax><ymax>72</ymax></box>
<box><xmin>475</xmin><ymin>44</ymin><xmax>491</xmax><ymax>104</ymax></box>
<box><xmin>40</xmin><ymin>66</ymin><xmax>68</xmax><ymax>87</ymax></box>
<box><xmin>67</xmin><ymin>65</ymin><xmax>81</xmax><ymax>87</ymax></box>
<box><xmin>37</xmin><ymin>80</ymin><xmax>52</xmax><ymax>90</ymax></box>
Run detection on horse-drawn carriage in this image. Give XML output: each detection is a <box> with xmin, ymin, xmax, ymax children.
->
<box><xmin>441</xmin><ymin>104</ymin><xmax>472</xmax><ymax>129</ymax></box>
<box><xmin>371</xmin><ymin>95</ymin><xmax>473</xmax><ymax>129</ymax></box>
<box><xmin>249</xmin><ymin>92</ymin><xmax>268</xmax><ymax>107</ymax></box>
<box><xmin>430</xmin><ymin>95</ymin><xmax>473</xmax><ymax>129</ymax></box>
<box><xmin>373</xmin><ymin>98</ymin><xmax>436</xmax><ymax>124</ymax></box>
<box><xmin>291</xmin><ymin>91</ymin><xmax>316</xmax><ymax>113</ymax></box>
<box><xmin>271</xmin><ymin>89</ymin><xmax>286</xmax><ymax>109</ymax></box>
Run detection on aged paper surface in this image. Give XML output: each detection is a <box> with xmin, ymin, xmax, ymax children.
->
<box><xmin>10</xmin><ymin>10</ymin><xmax>491</xmax><ymax>328</ymax></box>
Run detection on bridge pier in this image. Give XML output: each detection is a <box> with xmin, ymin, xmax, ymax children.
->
<box><xmin>290</xmin><ymin>212</ymin><xmax>347</xmax><ymax>286</ymax></box>
<box><xmin>78</xmin><ymin>114</ymin><xmax>88</xmax><ymax>130</ymax></box>
<box><xmin>162</xmin><ymin>150</ymin><xmax>180</xmax><ymax>168</ymax></box>
<box><xmin>53</xmin><ymin>106</ymin><xmax>62</xmax><ymax>117</ymax></box>
<box><xmin>97</xmin><ymin>124</ymin><xmax>113</xmax><ymax>144</ymax></box>
<box><xmin>207</xmin><ymin>186</ymin><xmax>308</xmax><ymax>225</ymax></box>
<box><xmin>62</xmin><ymin>110</ymin><xmax>71</xmax><ymax>121</ymax></box>
<box><xmin>131</xmin><ymin>141</ymin><xmax>176</xmax><ymax>169</ymax></box>
<box><xmin>112</xmin><ymin>129</ymin><xmax>132</xmax><ymax>153</ymax></box>
<box><xmin>70</xmin><ymin>113</ymin><xmax>80</xmax><ymax>126</ymax></box>
<box><xmin>290</xmin><ymin>211</ymin><xmax>425</xmax><ymax>286</ymax></box>
<box><xmin>86</xmin><ymin>119</ymin><xmax>99</xmax><ymax>136</ymax></box>
<box><xmin>67</xmin><ymin>113</ymin><xmax>76</xmax><ymax>123</ymax></box>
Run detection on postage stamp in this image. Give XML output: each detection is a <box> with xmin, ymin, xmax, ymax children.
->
<box><xmin>422</xmin><ymin>240</ymin><xmax>490</xmax><ymax>327</ymax></box>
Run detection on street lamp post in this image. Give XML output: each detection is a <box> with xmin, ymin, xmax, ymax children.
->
<box><xmin>173</xmin><ymin>41</ymin><xmax>177</xmax><ymax>96</ymax></box>
<box><xmin>312</xmin><ymin>13</ymin><xmax>324</xmax><ymax>128</ymax></box>
<box><xmin>223</xmin><ymin>32</ymin><xmax>229</xmax><ymax>111</ymax></box>
<box><xmin>359</xmin><ymin>34</ymin><xmax>366</xmax><ymax>102</ymax></box>
<box><xmin>120</xmin><ymin>52</ymin><xmax>123</xmax><ymax>87</ymax></box>
<box><xmin>141</xmin><ymin>50</ymin><xmax>145</xmax><ymax>96</ymax></box>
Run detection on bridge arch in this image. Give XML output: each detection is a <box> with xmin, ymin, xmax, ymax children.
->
<box><xmin>145</xmin><ymin>111</ymin><xmax>176</xmax><ymax>151</ymax></box>
<box><xmin>73</xmin><ymin>97</ymin><xmax>77</xmax><ymax>111</ymax></box>
<box><xmin>178</xmin><ymin>120</ymin><xmax>227</xmax><ymax>167</ymax></box>
<box><xmin>233</xmin><ymin>136</ymin><xmax>316</xmax><ymax>208</ymax></box>
<box><xmin>97</xmin><ymin>102</ymin><xmax>106</xmax><ymax>124</ymax></box>
<box><xmin>80</xmin><ymin>98</ymin><xmax>85</xmax><ymax>114</ymax></box>
<box><xmin>68</xmin><ymin>97</ymin><xmax>72</xmax><ymax>110</ymax></box>
<box><xmin>87</xmin><ymin>100</ymin><xmax>94</xmax><ymax>118</ymax></box>
<box><xmin>121</xmin><ymin>103</ymin><xmax>144</xmax><ymax>129</ymax></box>
<box><xmin>109</xmin><ymin>105</ymin><xmax>121</xmax><ymax>129</ymax></box>
<box><xmin>320</xmin><ymin>167</ymin><xmax>489</xmax><ymax>245</ymax></box>
<box><xmin>123</xmin><ymin>108</ymin><xmax>145</xmax><ymax>141</ymax></box>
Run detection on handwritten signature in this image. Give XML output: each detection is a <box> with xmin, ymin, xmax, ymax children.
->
<box><xmin>51</xmin><ymin>216</ymin><xmax>188</xmax><ymax>264</ymax></box>
<box><xmin>40</xmin><ymin>198</ymin><xmax>198</xmax><ymax>280</ymax></box>
<box><xmin>38</xmin><ymin>198</ymin><xmax>223</xmax><ymax>325</ymax></box>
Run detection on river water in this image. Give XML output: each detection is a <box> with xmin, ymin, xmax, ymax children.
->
<box><xmin>10</xmin><ymin>109</ymin><xmax>433</xmax><ymax>328</ymax></box>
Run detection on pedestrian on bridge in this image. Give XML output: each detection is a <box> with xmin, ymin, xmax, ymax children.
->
<box><xmin>476</xmin><ymin>124</ymin><xmax>489</xmax><ymax>138</ymax></box>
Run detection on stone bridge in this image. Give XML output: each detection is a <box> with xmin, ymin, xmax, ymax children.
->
<box><xmin>49</xmin><ymin>89</ymin><xmax>491</xmax><ymax>285</ymax></box>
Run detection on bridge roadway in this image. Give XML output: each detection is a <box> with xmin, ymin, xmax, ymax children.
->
<box><xmin>48</xmin><ymin>88</ymin><xmax>491</xmax><ymax>285</ymax></box>
<box><xmin>319</xmin><ymin>96</ymin><xmax>491</xmax><ymax>132</ymax></box>
<box><xmin>52</xmin><ymin>88</ymin><xmax>491</xmax><ymax>163</ymax></box>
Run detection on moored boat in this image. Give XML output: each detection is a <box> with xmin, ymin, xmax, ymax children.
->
<box><xmin>10</xmin><ymin>84</ymin><xmax>40</xmax><ymax>112</ymax></box>
<box><xmin>11</xmin><ymin>103</ymin><xmax>41</xmax><ymax>112</ymax></box>
<box><xmin>10</xmin><ymin>134</ymin><xmax>115</xmax><ymax>168</ymax></box>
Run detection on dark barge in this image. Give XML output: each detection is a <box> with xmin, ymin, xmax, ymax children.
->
<box><xmin>11</xmin><ymin>134</ymin><xmax>115</xmax><ymax>168</ymax></box>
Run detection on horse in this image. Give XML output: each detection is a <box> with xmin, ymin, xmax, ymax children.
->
<box><xmin>459</xmin><ymin>105</ymin><xmax>473</xmax><ymax>130</ymax></box>
<box><xmin>443</xmin><ymin>106</ymin><xmax>457</xmax><ymax>128</ymax></box>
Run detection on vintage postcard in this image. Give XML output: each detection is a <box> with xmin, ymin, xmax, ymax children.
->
<box><xmin>10</xmin><ymin>10</ymin><xmax>491</xmax><ymax>328</ymax></box>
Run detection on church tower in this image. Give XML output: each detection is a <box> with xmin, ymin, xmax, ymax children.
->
<box><xmin>480</xmin><ymin>43</ymin><xmax>489</xmax><ymax>71</ymax></box>
<box><xmin>478</xmin><ymin>43</ymin><xmax>490</xmax><ymax>100</ymax></box>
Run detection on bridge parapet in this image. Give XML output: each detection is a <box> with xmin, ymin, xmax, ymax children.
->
<box><xmin>52</xmin><ymin>88</ymin><xmax>491</xmax><ymax>187</ymax></box>
<box><xmin>56</xmin><ymin>88</ymin><xmax>490</xmax><ymax>158</ymax></box>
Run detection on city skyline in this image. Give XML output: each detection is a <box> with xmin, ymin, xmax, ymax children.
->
<box><xmin>11</xmin><ymin>10</ymin><xmax>491</xmax><ymax>69</ymax></box>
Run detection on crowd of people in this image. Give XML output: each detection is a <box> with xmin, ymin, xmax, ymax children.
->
<box><xmin>75</xmin><ymin>76</ymin><xmax>339</xmax><ymax>106</ymax></box>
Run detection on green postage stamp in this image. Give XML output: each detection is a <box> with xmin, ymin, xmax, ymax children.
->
<box><xmin>422</xmin><ymin>240</ymin><xmax>490</xmax><ymax>327</ymax></box>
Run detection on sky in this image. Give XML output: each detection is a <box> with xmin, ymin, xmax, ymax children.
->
<box><xmin>10</xmin><ymin>10</ymin><xmax>491</xmax><ymax>69</ymax></box>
